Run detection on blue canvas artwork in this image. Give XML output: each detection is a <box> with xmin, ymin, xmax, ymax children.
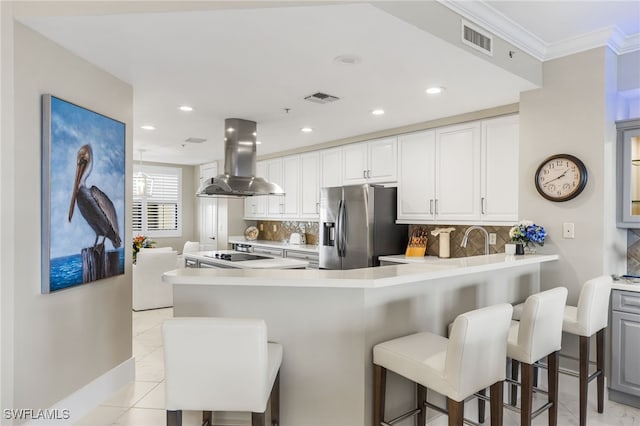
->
<box><xmin>42</xmin><ymin>95</ymin><xmax>125</xmax><ymax>293</ymax></box>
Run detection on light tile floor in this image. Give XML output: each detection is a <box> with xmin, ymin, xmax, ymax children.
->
<box><xmin>76</xmin><ymin>308</ymin><xmax>640</xmax><ymax>426</ymax></box>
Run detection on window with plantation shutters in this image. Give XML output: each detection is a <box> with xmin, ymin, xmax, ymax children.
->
<box><xmin>132</xmin><ymin>165</ymin><xmax>182</xmax><ymax>237</ymax></box>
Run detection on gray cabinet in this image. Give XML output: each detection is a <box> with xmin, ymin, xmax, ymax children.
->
<box><xmin>610</xmin><ymin>290</ymin><xmax>640</xmax><ymax>408</ymax></box>
<box><xmin>616</xmin><ymin>119</ymin><xmax>640</xmax><ymax>227</ymax></box>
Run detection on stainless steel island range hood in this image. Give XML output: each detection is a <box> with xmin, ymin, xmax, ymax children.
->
<box><xmin>197</xmin><ymin>118</ymin><xmax>284</xmax><ymax>197</ymax></box>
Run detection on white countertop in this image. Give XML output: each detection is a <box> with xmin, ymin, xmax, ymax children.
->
<box><xmin>184</xmin><ymin>250</ymin><xmax>308</xmax><ymax>269</ymax></box>
<box><xmin>165</xmin><ymin>253</ymin><xmax>559</xmax><ymax>289</ymax></box>
<box><xmin>229</xmin><ymin>236</ymin><xmax>319</xmax><ymax>253</ymax></box>
<box><xmin>612</xmin><ymin>281</ymin><xmax>640</xmax><ymax>293</ymax></box>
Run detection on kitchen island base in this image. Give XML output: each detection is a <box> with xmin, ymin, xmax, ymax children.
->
<box><xmin>171</xmin><ymin>263</ymin><xmax>542</xmax><ymax>426</ymax></box>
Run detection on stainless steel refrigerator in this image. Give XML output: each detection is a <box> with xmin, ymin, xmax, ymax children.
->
<box><xmin>319</xmin><ymin>185</ymin><xmax>408</xmax><ymax>270</ymax></box>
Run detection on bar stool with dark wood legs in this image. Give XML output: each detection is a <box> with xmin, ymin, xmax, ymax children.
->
<box><xmin>511</xmin><ymin>276</ymin><xmax>612</xmax><ymax>426</ymax></box>
<box><xmin>560</xmin><ymin>276</ymin><xmax>612</xmax><ymax>426</ymax></box>
<box><xmin>480</xmin><ymin>287</ymin><xmax>567</xmax><ymax>426</ymax></box>
<box><xmin>373</xmin><ymin>304</ymin><xmax>513</xmax><ymax>426</ymax></box>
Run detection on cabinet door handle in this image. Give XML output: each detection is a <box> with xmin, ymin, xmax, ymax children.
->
<box><xmin>363</xmin><ymin>170</ymin><xmax>366</xmax><ymax>179</ymax></box>
<box><xmin>481</xmin><ymin>197</ymin><xmax>486</xmax><ymax>215</ymax></box>
<box><xmin>429</xmin><ymin>199</ymin><xmax>434</xmax><ymax>215</ymax></box>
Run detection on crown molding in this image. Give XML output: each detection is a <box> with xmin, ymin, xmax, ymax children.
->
<box><xmin>439</xmin><ymin>0</ymin><xmax>640</xmax><ymax>61</ymax></box>
<box><xmin>439</xmin><ymin>0</ymin><xmax>547</xmax><ymax>61</ymax></box>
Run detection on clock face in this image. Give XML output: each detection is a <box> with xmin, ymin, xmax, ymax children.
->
<box><xmin>535</xmin><ymin>154</ymin><xmax>588</xmax><ymax>202</ymax></box>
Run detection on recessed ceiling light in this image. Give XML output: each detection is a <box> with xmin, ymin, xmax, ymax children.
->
<box><xmin>178</xmin><ymin>105</ymin><xmax>193</xmax><ymax>112</ymax></box>
<box><xmin>140</xmin><ymin>125</ymin><xmax>156</xmax><ymax>130</ymax></box>
<box><xmin>426</xmin><ymin>87</ymin><xmax>444</xmax><ymax>95</ymax></box>
<box><xmin>227</xmin><ymin>127</ymin><xmax>235</xmax><ymax>133</ymax></box>
<box><xmin>371</xmin><ymin>109</ymin><xmax>385</xmax><ymax>116</ymax></box>
<box><xmin>333</xmin><ymin>54</ymin><xmax>362</xmax><ymax>65</ymax></box>
<box><xmin>301</xmin><ymin>127</ymin><xmax>313</xmax><ymax>133</ymax></box>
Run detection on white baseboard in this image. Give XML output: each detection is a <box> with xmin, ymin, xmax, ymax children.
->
<box><xmin>25</xmin><ymin>357</ymin><xmax>134</xmax><ymax>426</ymax></box>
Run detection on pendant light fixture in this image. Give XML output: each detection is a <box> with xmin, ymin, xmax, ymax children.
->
<box><xmin>134</xmin><ymin>149</ymin><xmax>153</xmax><ymax>197</ymax></box>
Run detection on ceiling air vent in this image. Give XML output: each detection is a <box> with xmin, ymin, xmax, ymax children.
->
<box><xmin>304</xmin><ymin>92</ymin><xmax>340</xmax><ymax>104</ymax></box>
<box><xmin>461</xmin><ymin>20</ymin><xmax>493</xmax><ymax>56</ymax></box>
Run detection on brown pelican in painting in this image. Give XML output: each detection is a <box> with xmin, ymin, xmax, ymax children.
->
<box><xmin>68</xmin><ymin>144</ymin><xmax>122</xmax><ymax>249</ymax></box>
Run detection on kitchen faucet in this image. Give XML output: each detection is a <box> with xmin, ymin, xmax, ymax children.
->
<box><xmin>461</xmin><ymin>226</ymin><xmax>490</xmax><ymax>255</ymax></box>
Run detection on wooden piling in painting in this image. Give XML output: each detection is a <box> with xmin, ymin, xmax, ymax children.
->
<box><xmin>81</xmin><ymin>244</ymin><xmax>120</xmax><ymax>283</ymax></box>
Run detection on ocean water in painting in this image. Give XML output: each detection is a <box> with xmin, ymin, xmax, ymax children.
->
<box><xmin>50</xmin><ymin>248</ymin><xmax>125</xmax><ymax>292</ymax></box>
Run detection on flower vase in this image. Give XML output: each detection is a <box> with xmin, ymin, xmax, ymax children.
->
<box><xmin>515</xmin><ymin>243</ymin><xmax>525</xmax><ymax>255</ymax></box>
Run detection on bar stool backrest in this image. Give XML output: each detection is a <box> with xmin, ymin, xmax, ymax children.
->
<box><xmin>446</xmin><ymin>303</ymin><xmax>513</xmax><ymax>400</ymax></box>
<box><xmin>576</xmin><ymin>275</ymin><xmax>613</xmax><ymax>336</ymax></box>
<box><xmin>163</xmin><ymin>317</ymin><xmax>269</xmax><ymax>412</ymax></box>
<box><xmin>518</xmin><ymin>287</ymin><xmax>568</xmax><ymax>363</ymax></box>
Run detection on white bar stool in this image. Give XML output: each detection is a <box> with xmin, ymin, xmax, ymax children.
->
<box><xmin>162</xmin><ymin>317</ymin><xmax>283</xmax><ymax>426</ymax></box>
<box><xmin>373</xmin><ymin>304</ymin><xmax>513</xmax><ymax>426</ymax></box>
<box><xmin>488</xmin><ymin>287</ymin><xmax>567</xmax><ymax>426</ymax></box>
<box><xmin>513</xmin><ymin>276</ymin><xmax>612</xmax><ymax>426</ymax></box>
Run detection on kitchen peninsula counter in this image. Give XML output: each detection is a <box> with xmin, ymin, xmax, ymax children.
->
<box><xmin>164</xmin><ymin>253</ymin><xmax>558</xmax><ymax>426</ymax></box>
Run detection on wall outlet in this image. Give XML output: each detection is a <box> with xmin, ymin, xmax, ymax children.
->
<box><xmin>489</xmin><ymin>233</ymin><xmax>497</xmax><ymax>245</ymax></box>
<box><xmin>563</xmin><ymin>222</ymin><xmax>575</xmax><ymax>239</ymax></box>
<box><xmin>272</xmin><ymin>224</ymin><xmax>277</xmax><ymax>232</ymax></box>
<box><xmin>259</xmin><ymin>223</ymin><xmax>264</xmax><ymax>231</ymax></box>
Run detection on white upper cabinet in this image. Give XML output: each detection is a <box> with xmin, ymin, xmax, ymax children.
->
<box><xmin>435</xmin><ymin>122</ymin><xmax>481</xmax><ymax>222</ymax></box>
<box><xmin>320</xmin><ymin>147</ymin><xmax>343</xmax><ymax>189</ymax></box>
<box><xmin>342</xmin><ymin>142</ymin><xmax>369</xmax><ymax>184</ymax></box>
<box><xmin>397</xmin><ymin>123</ymin><xmax>481</xmax><ymax>223</ymax></box>
<box><xmin>481</xmin><ymin>115</ymin><xmax>519</xmax><ymax>223</ymax></box>
<box><xmin>397</xmin><ymin>130</ymin><xmax>436</xmax><ymax>221</ymax></box>
<box><xmin>267</xmin><ymin>158</ymin><xmax>285</xmax><ymax>216</ymax></box>
<box><xmin>300</xmin><ymin>152</ymin><xmax>320</xmax><ymax>218</ymax></box>
<box><xmin>244</xmin><ymin>161</ymin><xmax>267</xmax><ymax>219</ymax></box>
<box><xmin>342</xmin><ymin>137</ymin><xmax>397</xmax><ymax>184</ymax></box>
<box><xmin>282</xmin><ymin>155</ymin><xmax>300</xmax><ymax>218</ymax></box>
<box><xmin>397</xmin><ymin>117</ymin><xmax>519</xmax><ymax>225</ymax></box>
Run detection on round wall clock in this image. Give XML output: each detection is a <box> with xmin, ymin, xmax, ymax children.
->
<box><xmin>534</xmin><ymin>154</ymin><xmax>588</xmax><ymax>202</ymax></box>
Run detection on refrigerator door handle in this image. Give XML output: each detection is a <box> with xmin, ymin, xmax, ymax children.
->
<box><xmin>336</xmin><ymin>200</ymin><xmax>346</xmax><ymax>257</ymax></box>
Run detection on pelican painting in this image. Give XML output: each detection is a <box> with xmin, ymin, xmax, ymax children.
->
<box><xmin>68</xmin><ymin>144</ymin><xmax>122</xmax><ymax>250</ymax></box>
<box><xmin>42</xmin><ymin>95</ymin><xmax>125</xmax><ymax>293</ymax></box>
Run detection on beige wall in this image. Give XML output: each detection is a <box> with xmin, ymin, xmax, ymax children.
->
<box><xmin>519</xmin><ymin>47</ymin><xmax>627</xmax><ymax>361</ymax></box>
<box><xmin>8</xmin><ymin>22</ymin><xmax>133</xmax><ymax>412</ymax></box>
<box><xmin>1</xmin><ymin>1</ymin><xmax>16</xmax><ymax>414</ymax></box>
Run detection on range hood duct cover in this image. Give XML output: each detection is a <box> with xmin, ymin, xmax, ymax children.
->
<box><xmin>197</xmin><ymin>118</ymin><xmax>284</xmax><ymax>197</ymax></box>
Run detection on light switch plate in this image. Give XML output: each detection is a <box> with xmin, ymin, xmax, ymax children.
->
<box><xmin>563</xmin><ymin>222</ymin><xmax>575</xmax><ymax>239</ymax></box>
<box><xmin>489</xmin><ymin>233</ymin><xmax>497</xmax><ymax>245</ymax></box>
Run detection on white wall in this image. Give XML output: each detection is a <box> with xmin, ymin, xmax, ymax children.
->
<box><xmin>6</xmin><ymin>22</ymin><xmax>133</xmax><ymax>415</ymax></box>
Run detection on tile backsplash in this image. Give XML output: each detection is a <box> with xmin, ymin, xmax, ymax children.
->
<box><xmin>409</xmin><ymin>224</ymin><xmax>513</xmax><ymax>258</ymax></box>
<box><xmin>627</xmin><ymin>229</ymin><xmax>640</xmax><ymax>274</ymax></box>
<box><xmin>254</xmin><ymin>221</ymin><xmax>319</xmax><ymax>245</ymax></box>
<box><xmin>249</xmin><ymin>220</ymin><xmax>514</xmax><ymax>257</ymax></box>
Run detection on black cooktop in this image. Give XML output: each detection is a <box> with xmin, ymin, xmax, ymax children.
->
<box><xmin>204</xmin><ymin>252</ymin><xmax>272</xmax><ymax>262</ymax></box>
